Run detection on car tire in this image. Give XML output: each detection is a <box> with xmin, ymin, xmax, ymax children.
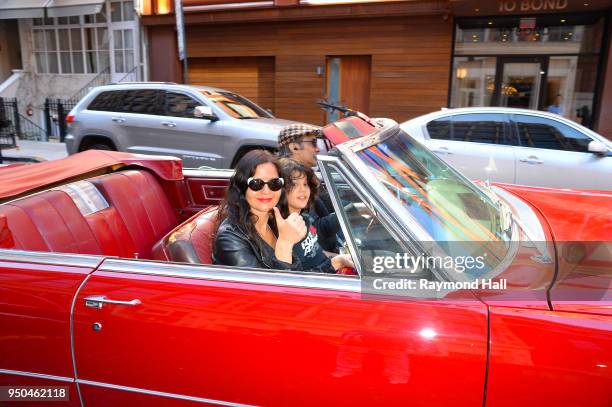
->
<box><xmin>79</xmin><ymin>138</ymin><xmax>116</xmax><ymax>152</ymax></box>
<box><xmin>87</xmin><ymin>143</ymin><xmax>114</xmax><ymax>151</ymax></box>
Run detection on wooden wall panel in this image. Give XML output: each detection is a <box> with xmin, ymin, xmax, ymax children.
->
<box><xmin>189</xmin><ymin>57</ymin><xmax>275</xmax><ymax>111</ymax></box>
<box><xmin>184</xmin><ymin>16</ymin><xmax>452</xmax><ymax>125</ymax></box>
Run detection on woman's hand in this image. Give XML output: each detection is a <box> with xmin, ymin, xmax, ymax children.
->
<box><xmin>331</xmin><ymin>253</ymin><xmax>355</xmax><ymax>270</ymax></box>
<box><xmin>272</xmin><ymin>207</ymin><xmax>306</xmax><ymax>263</ymax></box>
<box><xmin>273</xmin><ymin>207</ymin><xmax>307</xmax><ymax>245</ymax></box>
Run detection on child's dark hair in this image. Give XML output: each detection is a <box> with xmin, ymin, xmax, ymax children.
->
<box><xmin>278</xmin><ymin>158</ymin><xmax>319</xmax><ymax>218</ymax></box>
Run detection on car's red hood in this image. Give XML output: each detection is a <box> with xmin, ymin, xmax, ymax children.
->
<box><xmin>495</xmin><ymin>183</ymin><xmax>612</xmax><ymax>241</ymax></box>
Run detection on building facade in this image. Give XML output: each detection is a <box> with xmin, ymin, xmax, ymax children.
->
<box><xmin>0</xmin><ymin>0</ymin><xmax>145</xmax><ymax>130</ymax></box>
<box><xmin>141</xmin><ymin>0</ymin><xmax>612</xmax><ymax>138</ymax></box>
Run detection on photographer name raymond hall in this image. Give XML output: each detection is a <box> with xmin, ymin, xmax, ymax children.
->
<box><xmin>372</xmin><ymin>278</ymin><xmax>507</xmax><ymax>291</ymax></box>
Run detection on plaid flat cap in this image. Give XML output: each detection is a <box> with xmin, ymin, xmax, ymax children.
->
<box><xmin>278</xmin><ymin>124</ymin><xmax>322</xmax><ymax>147</ymax></box>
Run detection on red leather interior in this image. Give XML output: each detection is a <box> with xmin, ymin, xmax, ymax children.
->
<box><xmin>186</xmin><ymin>178</ymin><xmax>229</xmax><ymax>209</ymax></box>
<box><xmin>85</xmin><ymin>207</ymin><xmax>137</xmax><ymax>258</ymax></box>
<box><xmin>0</xmin><ymin>170</ymin><xmax>178</xmax><ymax>259</ymax></box>
<box><xmin>91</xmin><ymin>170</ymin><xmax>178</xmax><ymax>259</ymax></box>
<box><xmin>151</xmin><ymin>207</ymin><xmax>218</xmax><ymax>265</ymax></box>
<box><xmin>0</xmin><ymin>191</ymin><xmax>103</xmax><ymax>254</ymax></box>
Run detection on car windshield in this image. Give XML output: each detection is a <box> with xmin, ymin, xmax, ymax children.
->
<box><xmin>354</xmin><ymin>126</ymin><xmax>510</xmax><ymax>244</ymax></box>
<box><xmin>199</xmin><ymin>90</ymin><xmax>271</xmax><ymax>119</ymax></box>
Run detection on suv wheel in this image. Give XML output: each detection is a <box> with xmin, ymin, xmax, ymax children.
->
<box><xmin>80</xmin><ymin>138</ymin><xmax>116</xmax><ymax>152</ymax></box>
<box><xmin>88</xmin><ymin>143</ymin><xmax>113</xmax><ymax>151</ymax></box>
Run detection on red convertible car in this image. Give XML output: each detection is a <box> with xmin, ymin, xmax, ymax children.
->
<box><xmin>0</xmin><ymin>116</ymin><xmax>610</xmax><ymax>406</ymax></box>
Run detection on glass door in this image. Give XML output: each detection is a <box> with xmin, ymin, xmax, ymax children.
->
<box><xmin>108</xmin><ymin>0</ymin><xmax>138</xmax><ymax>82</ymax></box>
<box><xmin>494</xmin><ymin>57</ymin><xmax>547</xmax><ymax>110</ymax></box>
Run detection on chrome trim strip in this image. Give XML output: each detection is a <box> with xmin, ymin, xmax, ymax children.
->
<box><xmin>98</xmin><ymin>259</ymin><xmax>360</xmax><ymax>292</ymax></box>
<box><xmin>77</xmin><ymin>379</ymin><xmax>255</xmax><ymax>406</ymax></box>
<box><xmin>318</xmin><ymin>157</ymin><xmax>364</xmax><ymax>276</ymax></box>
<box><xmin>0</xmin><ymin>249</ymin><xmax>103</xmax><ymax>268</ymax></box>
<box><xmin>0</xmin><ymin>368</ymin><xmax>74</xmax><ymax>383</ymax></box>
<box><xmin>182</xmin><ymin>169</ymin><xmax>233</xmax><ymax>178</ymax></box>
<box><xmin>492</xmin><ymin>186</ymin><xmax>546</xmax><ymax>242</ymax></box>
<box><xmin>70</xmin><ymin>273</ymin><xmax>93</xmax><ymax>407</ymax></box>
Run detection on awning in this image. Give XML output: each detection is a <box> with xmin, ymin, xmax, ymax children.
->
<box><xmin>46</xmin><ymin>0</ymin><xmax>104</xmax><ymax>18</ymax></box>
<box><xmin>0</xmin><ymin>0</ymin><xmax>104</xmax><ymax>19</ymax></box>
<box><xmin>0</xmin><ymin>0</ymin><xmax>47</xmax><ymax>19</ymax></box>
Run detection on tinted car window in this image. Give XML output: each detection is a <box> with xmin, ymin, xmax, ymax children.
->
<box><xmin>165</xmin><ymin>92</ymin><xmax>201</xmax><ymax>118</ymax></box>
<box><xmin>451</xmin><ymin>113</ymin><xmax>511</xmax><ymax>145</ymax></box>
<box><xmin>426</xmin><ymin>118</ymin><xmax>451</xmax><ymax>140</ymax></box>
<box><xmin>120</xmin><ymin>90</ymin><xmax>164</xmax><ymax>115</ymax></box>
<box><xmin>514</xmin><ymin>114</ymin><xmax>592</xmax><ymax>152</ymax></box>
<box><xmin>87</xmin><ymin>90</ymin><xmax>126</xmax><ymax>112</ymax></box>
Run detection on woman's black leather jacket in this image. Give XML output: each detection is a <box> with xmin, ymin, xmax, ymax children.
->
<box><xmin>213</xmin><ymin>218</ymin><xmax>298</xmax><ymax>270</ymax></box>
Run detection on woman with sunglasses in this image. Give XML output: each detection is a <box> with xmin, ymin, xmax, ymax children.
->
<box><xmin>213</xmin><ymin>150</ymin><xmax>307</xmax><ymax>269</ymax></box>
<box><xmin>278</xmin><ymin>158</ymin><xmax>354</xmax><ymax>274</ymax></box>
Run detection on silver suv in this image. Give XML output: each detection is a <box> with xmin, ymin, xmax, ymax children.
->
<box><xmin>65</xmin><ymin>83</ymin><xmax>305</xmax><ymax>168</ymax></box>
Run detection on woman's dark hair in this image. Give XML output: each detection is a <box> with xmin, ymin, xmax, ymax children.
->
<box><xmin>216</xmin><ymin>150</ymin><xmax>280</xmax><ymax>242</ymax></box>
<box><xmin>278</xmin><ymin>158</ymin><xmax>319</xmax><ymax>218</ymax></box>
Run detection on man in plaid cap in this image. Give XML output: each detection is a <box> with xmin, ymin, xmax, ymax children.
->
<box><xmin>278</xmin><ymin>123</ymin><xmax>322</xmax><ymax>168</ymax></box>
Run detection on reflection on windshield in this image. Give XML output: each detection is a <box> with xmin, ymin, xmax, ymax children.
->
<box><xmin>356</xmin><ymin>128</ymin><xmax>509</xmax><ymax>245</ymax></box>
<box><xmin>200</xmin><ymin>90</ymin><xmax>270</xmax><ymax>119</ymax></box>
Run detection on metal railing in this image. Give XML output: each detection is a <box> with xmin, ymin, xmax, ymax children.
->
<box><xmin>68</xmin><ymin>66</ymin><xmax>111</xmax><ymax>102</ymax></box>
<box><xmin>115</xmin><ymin>66</ymin><xmax>140</xmax><ymax>83</ymax></box>
<box><xmin>0</xmin><ymin>97</ymin><xmax>19</xmax><ymax>149</ymax></box>
<box><xmin>17</xmin><ymin>113</ymin><xmax>48</xmax><ymax>141</ymax></box>
<box><xmin>44</xmin><ymin>98</ymin><xmax>77</xmax><ymax>141</ymax></box>
<box><xmin>0</xmin><ymin>97</ymin><xmax>50</xmax><ymax>143</ymax></box>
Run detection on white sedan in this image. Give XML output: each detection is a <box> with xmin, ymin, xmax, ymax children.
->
<box><xmin>400</xmin><ymin>107</ymin><xmax>612</xmax><ymax>191</ymax></box>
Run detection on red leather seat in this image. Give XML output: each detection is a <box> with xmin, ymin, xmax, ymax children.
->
<box><xmin>0</xmin><ymin>170</ymin><xmax>177</xmax><ymax>260</ymax></box>
<box><xmin>0</xmin><ymin>186</ymin><xmax>135</xmax><ymax>257</ymax></box>
<box><xmin>0</xmin><ymin>190</ymin><xmax>101</xmax><ymax>254</ymax></box>
<box><xmin>151</xmin><ymin>207</ymin><xmax>218</xmax><ymax>264</ymax></box>
<box><xmin>91</xmin><ymin>170</ymin><xmax>178</xmax><ymax>259</ymax></box>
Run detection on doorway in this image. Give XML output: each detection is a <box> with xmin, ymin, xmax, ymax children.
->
<box><xmin>108</xmin><ymin>0</ymin><xmax>138</xmax><ymax>82</ymax></box>
<box><xmin>493</xmin><ymin>57</ymin><xmax>547</xmax><ymax>110</ymax></box>
<box><xmin>325</xmin><ymin>56</ymin><xmax>371</xmax><ymax>122</ymax></box>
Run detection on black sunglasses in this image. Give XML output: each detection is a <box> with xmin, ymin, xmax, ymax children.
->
<box><xmin>247</xmin><ymin>177</ymin><xmax>284</xmax><ymax>192</ymax></box>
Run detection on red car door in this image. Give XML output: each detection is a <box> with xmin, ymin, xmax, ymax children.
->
<box><xmin>72</xmin><ymin>258</ymin><xmax>488</xmax><ymax>406</ymax></box>
<box><xmin>0</xmin><ymin>252</ymin><xmax>101</xmax><ymax>407</ymax></box>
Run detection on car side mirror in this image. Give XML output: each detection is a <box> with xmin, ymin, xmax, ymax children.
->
<box><xmin>194</xmin><ymin>106</ymin><xmax>218</xmax><ymax>122</ymax></box>
<box><xmin>587</xmin><ymin>140</ymin><xmax>609</xmax><ymax>156</ymax></box>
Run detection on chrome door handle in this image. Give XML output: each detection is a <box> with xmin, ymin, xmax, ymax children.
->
<box><xmin>519</xmin><ymin>156</ymin><xmax>543</xmax><ymax>165</ymax></box>
<box><xmin>433</xmin><ymin>147</ymin><xmax>452</xmax><ymax>155</ymax></box>
<box><xmin>84</xmin><ymin>295</ymin><xmax>141</xmax><ymax>309</ymax></box>
<box><xmin>111</xmin><ymin>117</ymin><xmax>125</xmax><ymax>123</ymax></box>
<box><xmin>161</xmin><ymin>121</ymin><xmax>176</xmax><ymax>128</ymax></box>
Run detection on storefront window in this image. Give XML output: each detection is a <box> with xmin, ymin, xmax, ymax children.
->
<box><xmin>450</xmin><ymin>14</ymin><xmax>605</xmax><ymax>128</ymax></box>
<box><xmin>455</xmin><ymin>15</ymin><xmax>603</xmax><ymax>53</ymax></box>
<box><xmin>451</xmin><ymin>57</ymin><xmax>496</xmax><ymax>107</ymax></box>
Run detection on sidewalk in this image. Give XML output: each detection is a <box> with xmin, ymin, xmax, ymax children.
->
<box><xmin>1</xmin><ymin>139</ymin><xmax>68</xmax><ymax>162</ymax></box>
